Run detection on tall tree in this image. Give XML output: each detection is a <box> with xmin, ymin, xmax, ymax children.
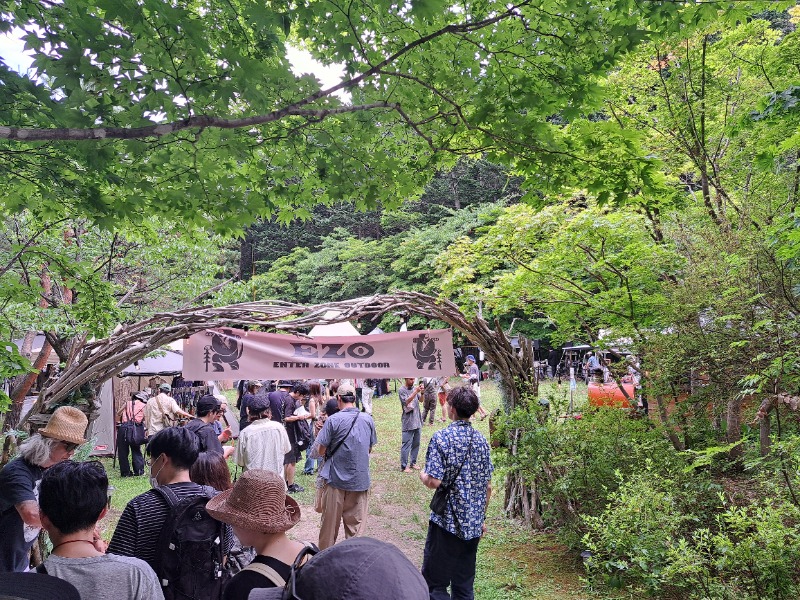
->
<box><xmin>0</xmin><ymin>0</ymin><xmax>749</xmax><ymax>231</ymax></box>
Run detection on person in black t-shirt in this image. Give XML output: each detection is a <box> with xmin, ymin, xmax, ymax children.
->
<box><xmin>184</xmin><ymin>395</ymin><xmax>234</xmax><ymax>459</ymax></box>
<box><xmin>0</xmin><ymin>406</ymin><xmax>88</xmax><ymax>573</ymax></box>
<box><xmin>238</xmin><ymin>380</ymin><xmax>262</xmax><ymax>431</ymax></box>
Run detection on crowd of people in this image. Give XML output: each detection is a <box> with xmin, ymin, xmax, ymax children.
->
<box><xmin>0</xmin><ymin>374</ymin><xmax>493</xmax><ymax>600</ymax></box>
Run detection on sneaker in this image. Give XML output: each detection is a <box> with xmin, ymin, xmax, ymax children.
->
<box><xmin>287</xmin><ymin>483</ymin><xmax>305</xmax><ymax>493</ymax></box>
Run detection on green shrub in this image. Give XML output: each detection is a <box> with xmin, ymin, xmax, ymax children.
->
<box><xmin>497</xmin><ymin>400</ymin><xmax>699</xmax><ymax>542</ymax></box>
<box><xmin>581</xmin><ymin>463</ymin><xmax>718</xmax><ymax>595</ymax></box>
<box><xmin>664</xmin><ymin>499</ymin><xmax>800</xmax><ymax>600</ymax></box>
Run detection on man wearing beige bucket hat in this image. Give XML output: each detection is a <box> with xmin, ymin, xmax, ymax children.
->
<box><xmin>0</xmin><ymin>406</ymin><xmax>88</xmax><ymax>572</ymax></box>
<box><xmin>206</xmin><ymin>469</ymin><xmax>313</xmax><ymax>600</ymax></box>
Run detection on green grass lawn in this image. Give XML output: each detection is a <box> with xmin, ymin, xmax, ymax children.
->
<box><xmin>99</xmin><ymin>379</ymin><xmax>588</xmax><ymax>599</ymax></box>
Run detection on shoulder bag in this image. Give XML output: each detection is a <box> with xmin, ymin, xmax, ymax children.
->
<box><xmin>429</xmin><ymin>428</ymin><xmax>474</xmax><ymax>516</ymax></box>
<box><xmin>324</xmin><ymin>413</ymin><xmax>359</xmax><ymax>461</ymax></box>
<box><xmin>121</xmin><ymin>400</ymin><xmax>146</xmax><ymax>445</ymax></box>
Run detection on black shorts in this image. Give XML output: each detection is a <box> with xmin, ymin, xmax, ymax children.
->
<box><xmin>283</xmin><ymin>445</ymin><xmax>303</xmax><ymax>465</ymax></box>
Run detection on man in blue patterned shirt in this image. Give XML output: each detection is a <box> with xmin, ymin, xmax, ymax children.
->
<box><xmin>419</xmin><ymin>386</ymin><xmax>493</xmax><ymax>599</ymax></box>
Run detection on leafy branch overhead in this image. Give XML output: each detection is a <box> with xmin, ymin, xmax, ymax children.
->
<box><xmin>0</xmin><ymin>0</ymin><xmax>750</xmax><ymax>229</ymax></box>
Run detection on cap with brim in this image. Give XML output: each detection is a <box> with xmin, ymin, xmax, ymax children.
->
<box><xmin>466</xmin><ymin>354</ymin><xmax>476</xmax><ymax>362</ymax></box>
<box><xmin>39</xmin><ymin>406</ymin><xmax>88</xmax><ymax>446</ymax></box>
<box><xmin>206</xmin><ymin>469</ymin><xmax>300</xmax><ymax>534</ymax></box>
<box><xmin>337</xmin><ymin>383</ymin><xmax>356</xmax><ymax>397</ymax></box>
<box><xmin>248</xmin><ymin>537</ymin><xmax>427</xmax><ymax>600</ymax></box>
<box><xmin>277</xmin><ymin>380</ymin><xmax>294</xmax><ymax>389</ymax></box>
<box><xmin>249</xmin><ymin>395</ymin><xmax>271</xmax><ymax>413</ymax></box>
<box><xmin>0</xmin><ymin>571</ymin><xmax>81</xmax><ymax>600</ymax></box>
<box><xmin>159</xmin><ymin>383</ymin><xmax>171</xmax><ymax>392</ymax></box>
<box><xmin>196</xmin><ymin>394</ymin><xmax>221</xmax><ymax>413</ymax></box>
<box><xmin>248</xmin><ymin>380</ymin><xmax>263</xmax><ymax>388</ymax></box>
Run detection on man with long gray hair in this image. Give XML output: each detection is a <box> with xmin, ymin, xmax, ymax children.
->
<box><xmin>0</xmin><ymin>406</ymin><xmax>88</xmax><ymax>572</ymax></box>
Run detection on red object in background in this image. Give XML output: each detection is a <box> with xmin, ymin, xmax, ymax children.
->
<box><xmin>588</xmin><ymin>381</ymin><xmax>636</xmax><ymax>408</ymax></box>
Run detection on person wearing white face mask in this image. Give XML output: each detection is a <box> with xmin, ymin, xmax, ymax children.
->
<box><xmin>107</xmin><ymin>427</ymin><xmax>234</xmax><ymax>583</ymax></box>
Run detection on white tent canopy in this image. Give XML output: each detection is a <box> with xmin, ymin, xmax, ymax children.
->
<box><xmin>308</xmin><ymin>310</ymin><xmax>361</xmax><ymax>337</ymax></box>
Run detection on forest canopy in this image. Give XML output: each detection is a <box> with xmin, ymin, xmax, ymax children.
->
<box><xmin>0</xmin><ymin>0</ymin><xmax>771</xmax><ymax>231</ymax></box>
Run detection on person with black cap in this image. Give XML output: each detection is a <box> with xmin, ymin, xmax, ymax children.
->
<box><xmin>239</xmin><ymin>380</ymin><xmax>263</xmax><ymax>431</ymax></box>
<box><xmin>236</xmin><ymin>395</ymin><xmax>291</xmax><ymax>480</ymax></box>
<box><xmin>0</xmin><ymin>572</ymin><xmax>81</xmax><ymax>600</ymax></box>
<box><xmin>184</xmin><ymin>395</ymin><xmax>235</xmax><ymax>459</ymax></box>
<box><xmin>247</xmin><ymin>537</ymin><xmax>427</xmax><ymax>600</ymax></box>
<box><xmin>459</xmin><ymin>355</ymin><xmax>487</xmax><ymax>420</ymax></box>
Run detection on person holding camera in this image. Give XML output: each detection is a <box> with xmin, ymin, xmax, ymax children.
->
<box><xmin>398</xmin><ymin>377</ymin><xmax>424</xmax><ymax>473</ymax></box>
<box><xmin>184</xmin><ymin>395</ymin><xmax>234</xmax><ymax>459</ymax></box>
<box><xmin>419</xmin><ymin>386</ymin><xmax>493</xmax><ymax>600</ymax></box>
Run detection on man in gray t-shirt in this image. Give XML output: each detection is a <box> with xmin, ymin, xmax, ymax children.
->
<box><xmin>38</xmin><ymin>460</ymin><xmax>163</xmax><ymax>600</ymax></box>
<box><xmin>315</xmin><ymin>383</ymin><xmax>377</xmax><ymax>549</ymax></box>
<box><xmin>398</xmin><ymin>377</ymin><xmax>424</xmax><ymax>472</ymax></box>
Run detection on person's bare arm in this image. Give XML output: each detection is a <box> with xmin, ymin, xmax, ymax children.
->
<box><xmin>419</xmin><ymin>471</ymin><xmax>442</xmax><ymax>490</ymax></box>
<box><xmin>16</xmin><ymin>501</ymin><xmax>41</xmax><ymax>528</ymax></box>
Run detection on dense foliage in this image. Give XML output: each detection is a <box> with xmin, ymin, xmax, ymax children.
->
<box><xmin>0</xmin><ymin>0</ymin><xmax>759</xmax><ymax>231</ymax></box>
<box><xmin>5</xmin><ymin>2</ymin><xmax>800</xmax><ymax>597</ymax></box>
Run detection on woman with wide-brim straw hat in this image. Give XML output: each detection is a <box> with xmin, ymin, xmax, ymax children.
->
<box><xmin>206</xmin><ymin>469</ymin><xmax>315</xmax><ymax>600</ymax></box>
<box><xmin>0</xmin><ymin>406</ymin><xmax>89</xmax><ymax>572</ymax></box>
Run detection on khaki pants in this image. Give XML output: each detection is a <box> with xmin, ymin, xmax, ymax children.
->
<box><xmin>318</xmin><ymin>484</ymin><xmax>370</xmax><ymax>550</ymax></box>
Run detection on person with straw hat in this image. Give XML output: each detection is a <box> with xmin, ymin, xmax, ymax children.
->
<box><xmin>205</xmin><ymin>469</ymin><xmax>312</xmax><ymax>600</ymax></box>
<box><xmin>0</xmin><ymin>406</ymin><xmax>88</xmax><ymax>573</ymax></box>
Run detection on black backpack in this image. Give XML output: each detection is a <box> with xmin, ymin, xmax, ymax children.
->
<box><xmin>184</xmin><ymin>419</ymin><xmax>214</xmax><ymax>453</ymax></box>
<box><xmin>153</xmin><ymin>485</ymin><xmax>229</xmax><ymax>600</ymax></box>
<box><xmin>294</xmin><ymin>418</ymin><xmax>313</xmax><ymax>450</ymax></box>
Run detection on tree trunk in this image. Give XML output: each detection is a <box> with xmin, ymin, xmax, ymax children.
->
<box><xmin>654</xmin><ymin>393</ymin><xmax>685</xmax><ymax>451</ymax></box>
<box><xmin>2</xmin><ymin>271</ymin><xmax>54</xmax><ymax>440</ymax></box>
<box><xmin>760</xmin><ymin>411</ymin><xmax>771</xmax><ymax>457</ymax></box>
<box><xmin>726</xmin><ymin>395</ymin><xmax>743</xmax><ymax>463</ymax></box>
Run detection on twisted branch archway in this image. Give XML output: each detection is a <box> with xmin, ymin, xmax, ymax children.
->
<box><xmin>36</xmin><ymin>292</ymin><xmax>537</xmax><ymax>412</ymax></box>
<box><xmin>23</xmin><ymin>292</ymin><xmax>539</xmax><ymax>524</ymax></box>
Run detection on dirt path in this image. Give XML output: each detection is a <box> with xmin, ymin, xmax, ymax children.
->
<box><xmin>287</xmin><ymin>479</ymin><xmax>427</xmax><ymax>565</ymax></box>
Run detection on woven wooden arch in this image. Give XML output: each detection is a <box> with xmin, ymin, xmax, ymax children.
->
<box><xmin>25</xmin><ymin>292</ymin><xmax>538</xmax><ymax>426</ymax></box>
<box><xmin>21</xmin><ymin>291</ymin><xmax>539</xmax><ymax>524</ymax></box>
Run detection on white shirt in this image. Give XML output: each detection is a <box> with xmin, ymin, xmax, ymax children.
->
<box><xmin>144</xmin><ymin>393</ymin><xmax>182</xmax><ymax>437</ymax></box>
<box><xmin>235</xmin><ymin>418</ymin><xmax>291</xmax><ymax>480</ymax></box>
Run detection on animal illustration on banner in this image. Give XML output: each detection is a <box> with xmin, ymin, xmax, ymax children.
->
<box><xmin>204</xmin><ymin>328</ymin><xmax>244</xmax><ymax>372</ymax></box>
<box><xmin>183</xmin><ymin>328</ymin><xmax>457</xmax><ymax>380</ymax></box>
<box><xmin>412</xmin><ymin>332</ymin><xmax>441</xmax><ymax>370</ymax></box>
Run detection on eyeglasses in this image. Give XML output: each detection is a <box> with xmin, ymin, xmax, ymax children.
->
<box><xmin>59</xmin><ymin>441</ymin><xmax>79</xmax><ymax>452</ymax></box>
<box><xmin>145</xmin><ymin>454</ymin><xmax>161</xmax><ymax>467</ymax></box>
